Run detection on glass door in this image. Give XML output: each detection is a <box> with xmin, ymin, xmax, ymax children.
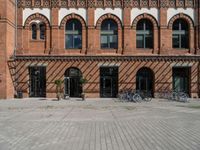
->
<box><xmin>64</xmin><ymin>77</ymin><xmax>70</xmax><ymax>97</ymax></box>
<box><xmin>100</xmin><ymin>67</ymin><xmax>118</xmax><ymax>98</ymax></box>
<box><xmin>102</xmin><ymin>77</ymin><xmax>113</xmax><ymax>97</ymax></box>
<box><xmin>29</xmin><ymin>66</ymin><xmax>46</xmax><ymax>97</ymax></box>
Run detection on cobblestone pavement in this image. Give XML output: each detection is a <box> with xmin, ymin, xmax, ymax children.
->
<box><xmin>0</xmin><ymin>98</ymin><xmax>200</xmax><ymax>150</ymax></box>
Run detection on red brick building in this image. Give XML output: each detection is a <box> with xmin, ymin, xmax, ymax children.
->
<box><xmin>0</xmin><ymin>0</ymin><xmax>200</xmax><ymax>99</ymax></box>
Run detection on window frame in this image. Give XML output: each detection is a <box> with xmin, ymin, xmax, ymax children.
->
<box><xmin>172</xmin><ymin>19</ymin><xmax>189</xmax><ymax>49</ymax></box>
<box><xmin>39</xmin><ymin>23</ymin><xmax>46</xmax><ymax>40</ymax></box>
<box><xmin>65</xmin><ymin>19</ymin><xmax>82</xmax><ymax>49</ymax></box>
<box><xmin>31</xmin><ymin>23</ymin><xmax>37</xmax><ymax>40</ymax></box>
<box><xmin>100</xmin><ymin>19</ymin><xmax>118</xmax><ymax>49</ymax></box>
<box><xmin>136</xmin><ymin>19</ymin><xmax>153</xmax><ymax>49</ymax></box>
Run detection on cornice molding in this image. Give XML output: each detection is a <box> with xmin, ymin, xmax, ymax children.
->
<box><xmin>15</xmin><ymin>55</ymin><xmax>200</xmax><ymax>61</ymax></box>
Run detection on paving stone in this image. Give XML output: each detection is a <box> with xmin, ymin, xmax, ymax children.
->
<box><xmin>0</xmin><ymin>98</ymin><xmax>199</xmax><ymax>150</ymax></box>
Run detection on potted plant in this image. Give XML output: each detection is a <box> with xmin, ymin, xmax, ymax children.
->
<box><xmin>54</xmin><ymin>79</ymin><xmax>63</xmax><ymax>100</ymax></box>
<box><xmin>80</xmin><ymin>77</ymin><xmax>88</xmax><ymax>101</ymax></box>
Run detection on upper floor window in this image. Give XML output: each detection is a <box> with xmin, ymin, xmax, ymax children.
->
<box><xmin>40</xmin><ymin>23</ymin><xmax>45</xmax><ymax>40</ymax></box>
<box><xmin>172</xmin><ymin>19</ymin><xmax>189</xmax><ymax>49</ymax></box>
<box><xmin>65</xmin><ymin>19</ymin><xmax>82</xmax><ymax>49</ymax></box>
<box><xmin>101</xmin><ymin>19</ymin><xmax>118</xmax><ymax>49</ymax></box>
<box><xmin>32</xmin><ymin>24</ymin><xmax>37</xmax><ymax>40</ymax></box>
<box><xmin>136</xmin><ymin>19</ymin><xmax>153</xmax><ymax>49</ymax></box>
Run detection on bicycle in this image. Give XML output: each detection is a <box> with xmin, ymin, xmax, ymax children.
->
<box><xmin>168</xmin><ymin>91</ymin><xmax>189</xmax><ymax>103</ymax></box>
<box><xmin>133</xmin><ymin>90</ymin><xmax>152</xmax><ymax>102</ymax></box>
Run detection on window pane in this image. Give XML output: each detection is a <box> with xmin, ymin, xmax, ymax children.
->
<box><xmin>74</xmin><ymin>35</ymin><xmax>82</xmax><ymax>49</ymax></box>
<box><xmin>180</xmin><ymin>20</ymin><xmax>188</xmax><ymax>30</ymax></box>
<box><xmin>181</xmin><ymin>35</ymin><xmax>188</xmax><ymax>48</ymax></box>
<box><xmin>109</xmin><ymin>35</ymin><xmax>118</xmax><ymax>49</ymax></box>
<box><xmin>137</xmin><ymin>35</ymin><xmax>144</xmax><ymax>48</ymax></box>
<box><xmin>145</xmin><ymin>20</ymin><xmax>153</xmax><ymax>30</ymax></box>
<box><xmin>173</xmin><ymin>21</ymin><xmax>179</xmax><ymax>30</ymax></box>
<box><xmin>66</xmin><ymin>35</ymin><xmax>73</xmax><ymax>49</ymax></box>
<box><xmin>66</xmin><ymin>19</ymin><xmax>82</xmax><ymax>31</ymax></box>
<box><xmin>32</xmin><ymin>24</ymin><xmax>37</xmax><ymax>40</ymax></box>
<box><xmin>40</xmin><ymin>24</ymin><xmax>45</xmax><ymax>40</ymax></box>
<box><xmin>101</xmin><ymin>35</ymin><xmax>108</xmax><ymax>48</ymax></box>
<box><xmin>173</xmin><ymin>34</ymin><xmax>180</xmax><ymax>48</ymax></box>
<box><xmin>137</xmin><ymin>21</ymin><xmax>144</xmax><ymax>30</ymax></box>
<box><xmin>101</xmin><ymin>19</ymin><xmax>117</xmax><ymax>30</ymax></box>
<box><xmin>145</xmin><ymin>35</ymin><xmax>153</xmax><ymax>48</ymax></box>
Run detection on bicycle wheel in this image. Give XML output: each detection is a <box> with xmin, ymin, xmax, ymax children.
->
<box><xmin>170</xmin><ymin>92</ymin><xmax>178</xmax><ymax>101</ymax></box>
<box><xmin>144</xmin><ymin>96</ymin><xmax>152</xmax><ymax>102</ymax></box>
<box><xmin>144</xmin><ymin>93</ymin><xmax>152</xmax><ymax>102</ymax></box>
<box><xmin>178</xmin><ymin>92</ymin><xmax>189</xmax><ymax>103</ymax></box>
<box><xmin>133</xmin><ymin>94</ymin><xmax>142</xmax><ymax>102</ymax></box>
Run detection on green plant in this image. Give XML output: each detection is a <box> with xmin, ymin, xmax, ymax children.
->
<box><xmin>80</xmin><ymin>77</ymin><xmax>88</xmax><ymax>85</ymax></box>
<box><xmin>80</xmin><ymin>77</ymin><xmax>88</xmax><ymax>100</ymax></box>
<box><xmin>54</xmin><ymin>79</ymin><xmax>63</xmax><ymax>100</ymax></box>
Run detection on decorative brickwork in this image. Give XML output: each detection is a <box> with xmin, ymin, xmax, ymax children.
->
<box><xmin>17</xmin><ymin>0</ymin><xmax>195</xmax><ymax>8</ymax></box>
<box><xmin>60</xmin><ymin>13</ymin><xmax>86</xmax><ymax>29</ymax></box>
<box><xmin>132</xmin><ymin>13</ymin><xmax>158</xmax><ymax>29</ymax></box>
<box><xmin>96</xmin><ymin>13</ymin><xmax>122</xmax><ymax>29</ymax></box>
<box><xmin>24</xmin><ymin>13</ymin><xmax>50</xmax><ymax>29</ymax></box>
<box><xmin>168</xmin><ymin>13</ymin><xmax>194</xmax><ymax>29</ymax></box>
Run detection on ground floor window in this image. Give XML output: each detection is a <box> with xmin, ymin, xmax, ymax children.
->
<box><xmin>172</xmin><ymin>67</ymin><xmax>190</xmax><ymax>95</ymax></box>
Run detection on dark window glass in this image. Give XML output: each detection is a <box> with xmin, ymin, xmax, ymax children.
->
<box><xmin>172</xmin><ymin>19</ymin><xmax>189</xmax><ymax>49</ymax></box>
<box><xmin>65</xmin><ymin>19</ymin><xmax>82</xmax><ymax>49</ymax></box>
<box><xmin>40</xmin><ymin>24</ymin><xmax>45</xmax><ymax>40</ymax></box>
<box><xmin>101</xmin><ymin>19</ymin><xmax>118</xmax><ymax>49</ymax></box>
<box><xmin>32</xmin><ymin>24</ymin><xmax>37</xmax><ymax>40</ymax></box>
<box><xmin>136</xmin><ymin>19</ymin><xmax>153</xmax><ymax>49</ymax></box>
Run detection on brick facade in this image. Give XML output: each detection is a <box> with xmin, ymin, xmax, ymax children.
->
<box><xmin>0</xmin><ymin>0</ymin><xmax>200</xmax><ymax>99</ymax></box>
<box><xmin>0</xmin><ymin>0</ymin><xmax>15</xmax><ymax>99</ymax></box>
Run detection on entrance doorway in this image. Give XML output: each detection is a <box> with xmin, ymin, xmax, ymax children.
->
<box><xmin>29</xmin><ymin>66</ymin><xmax>46</xmax><ymax>97</ymax></box>
<box><xmin>64</xmin><ymin>68</ymin><xmax>82</xmax><ymax>97</ymax></box>
<box><xmin>173</xmin><ymin>67</ymin><xmax>190</xmax><ymax>95</ymax></box>
<box><xmin>136</xmin><ymin>67</ymin><xmax>154</xmax><ymax>97</ymax></box>
<box><xmin>100</xmin><ymin>67</ymin><xmax>118</xmax><ymax>98</ymax></box>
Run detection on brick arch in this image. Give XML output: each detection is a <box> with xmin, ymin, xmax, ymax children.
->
<box><xmin>96</xmin><ymin>13</ymin><xmax>122</xmax><ymax>29</ymax></box>
<box><xmin>168</xmin><ymin>13</ymin><xmax>194</xmax><ymax>29</ymax></box>
<box><xmin>60</xmin><ymin>13</ymin><xmax>86</xmax><ymax>30</ymax></box>
<box><xmin>24</xmin><ymin>13</ymin><xmax>50</xmax><ymax>29</ymax></box>
<box><xmin>135</xmin><ymin>67</ymin><xmax>155</xmax><ymax>76</ymax></box>
<box><xmin>132</xmin><ymin>13</ymin><xmax>158</xmax><ymax>29</ymax></box>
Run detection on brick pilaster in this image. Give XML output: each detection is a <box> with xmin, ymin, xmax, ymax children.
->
<box><xmin>122</xmin><ymin>8</ymin><xmax>132</xmax><ymax>55</ymax></box>
<box><xmin>159</xmin><ymin>8</ymin><xmax>169</xmax><ymax>55</ymax></box>
<box><xmin>17</xmin><ymin>7</ymin><xmax>23</xmax><ymax>53</ymax></box>
<box><xmin>86</xmin><ymin>8</ymin><xmax>95</xmax><ymax>55</ymax></box>
<box><xmin>51</xmin><ymin>8</ymin><xmax>59</xmax><ymax>54</ymax></box>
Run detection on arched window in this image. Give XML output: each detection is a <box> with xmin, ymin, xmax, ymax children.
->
<box><xmin>172</xmin><ymin>19</ymin><xmax>189</xmax><ymax>49</ymax></box>
<box><xmin>32</xmin><ymin>24</ymin><xmax>37</xmax><ymax>40</ymax></box>
<box><xmin>101</xmin><ymin>19</ymin><xmax>118</xmax><ymax>49</ymax></box>
<box><xmin>40</xmin><ymin>23</ymin><xmax>45</xmax><ymax>40</ymax></box>
<box><xmin>136</xmin><ymin>19</ymin><xmax>153</xmax><ymax>49</ymax></box>
<box><xmin>65</xmin><ymin>19</ymin><xmax>82</xmax><ymax>49</ymax></box>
